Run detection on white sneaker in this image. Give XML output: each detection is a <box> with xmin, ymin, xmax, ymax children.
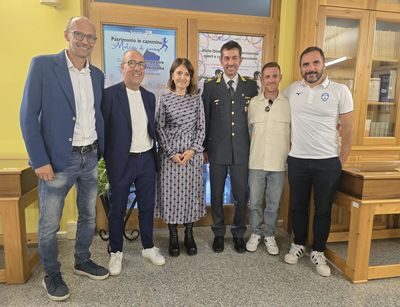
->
<box><xmin>246</xmin><ymin>234</ymin><xmax>261</xmax><ymax>252</ymax></box>
<box><xmin>310</xmin><ymin>251</ymin><xmax>331</xmax><ymax>277</ymax></box>
<box><xmin>264</xmin><ymin>236</ymin><xmax>279</xmax><ymax>255</ymax></box>
<box><xmin>284</xmin><ymin>243</ymin><xmax>305</xmax><ymax>264</ymax></box>
<box><xmin>142</xmin><ymin>247</ymin><xmax>166</xmax><ymax>266</ymax></box>
<box><xmin>109</xmin><ymin>251</ymin><xmax>123</xmax><ymax>276</ymax></box>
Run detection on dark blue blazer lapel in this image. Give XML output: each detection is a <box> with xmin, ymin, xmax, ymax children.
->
<box><xmin>218</xmin><ymin>76</ymin><xmax>231</xmax><ymax>98</ymax></box>
<box><xmin>90</xmin><ymin>66</ymin><xmax>102</xmax><ymax>108</ymax></box>
<box><xmin>118</xmin><ymin>82</ymin><xmax>133</xmax><ymax>133</ymax></box>
<box><xmin>53</xmin><ymin>51</ymin><xmax>76</xmax><ymax>114</ymax></box>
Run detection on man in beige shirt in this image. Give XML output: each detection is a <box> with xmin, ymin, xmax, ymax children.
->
<box><xmin>246</xmin><ymin>62</ymin><xmax>290</xmax><ymax>255</ymax></box>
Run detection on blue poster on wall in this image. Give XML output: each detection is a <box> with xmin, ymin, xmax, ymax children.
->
<box><xmin>103</xmin><ymin>24</ymin><xmax>176</xmax><ymax>99</ymax></box>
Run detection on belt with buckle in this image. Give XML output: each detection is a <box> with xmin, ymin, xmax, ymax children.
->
<box><xmin>72</xmin><ymin>141</ymin><xmax>98</xmax><ymax>154</ymax></box>
<box><xmin>129</xmin><ymin>149</ymin><xmax>152</xmax><ymax>156</ymax></box>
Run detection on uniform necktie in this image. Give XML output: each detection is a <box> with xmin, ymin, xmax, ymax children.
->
<box><xmin>227</xmin><ymin>80</ymin><xmax>235</xmax><ymax>97</ymax></box>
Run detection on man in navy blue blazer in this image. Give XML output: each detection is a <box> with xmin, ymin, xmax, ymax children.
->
<box><xmin>102</xmin><ymin>50</ymin><xmax>165</xmax><ymax>276</ymax></box>
<box><xmin>20</xmin><ymin>16</ymin><xmax>109</xmax><ymax>301</ymax></box>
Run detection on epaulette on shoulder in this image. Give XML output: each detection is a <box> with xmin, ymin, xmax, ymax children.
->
<box><xmin>204</xmin><ymin>76</ymin><xmax>217</xmax><ymax>84</ymax></box>
<box><xmin>240</xmin><ymin>75</ymin><xmax>254</xmax><ymax>82</ymax></box>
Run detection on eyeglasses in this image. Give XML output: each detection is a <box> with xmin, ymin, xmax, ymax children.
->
<box><xmin>265</xmin><ymin>99</ymin><xmax>273</xmax><ymax>112</ymax></box>
<box><xmin>70</xmin><ymin>31</ymin><xmax>97</xmax><ymax>44</ymax></box>
<box><xmin>123</xmin><ymin>60</ymin><xmax>147</xmax><ymax>69</ymax></box>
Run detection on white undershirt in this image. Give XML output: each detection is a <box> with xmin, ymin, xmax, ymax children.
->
<box><xmin>223</xmin><ymin>73</ymin><xmax>239</xmax><ymax>91</ymax></box>
<box><xmin>126</xmin><ymin>88</ymin><xmax>153</xmax><ymax>152</ymax></box>
<box><xmin>65</xmin><ymin>50</ymin><xmax>97</xmax><ymax>146</ymax></box>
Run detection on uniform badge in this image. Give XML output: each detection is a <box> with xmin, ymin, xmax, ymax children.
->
<box><xmin>321</xmin><ymin>92</ymin><xmax>329</xmax><ymax>102</ymax></box>
<box><xmin>244</xmin><ymin>96</ymin><xmax>251</xmax><ymax>112</ymax></box>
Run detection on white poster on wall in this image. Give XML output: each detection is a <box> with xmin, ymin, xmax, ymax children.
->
<box><xmin>198</xmin><ymin>32</ymin><xmax>263</xmax><ymax>91</ymax></box>
<box><xmin>103</xmin><ymin>24</ymin><xmax>176</xmax><ymax>99</ymax></box>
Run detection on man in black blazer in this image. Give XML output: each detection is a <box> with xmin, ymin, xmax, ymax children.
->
<box><xmin>101</xmin><ymin>50</ymin><xmax>165</xmax><ymax>275</ymax></box>
<box><xmin>202</xmin><ymin>41</ymin><xmax>258</xmax><ymax>253</ymax></box>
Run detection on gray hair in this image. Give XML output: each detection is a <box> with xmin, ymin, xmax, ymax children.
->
<box><xmin>121</xmin><ymin>49</ymin><xmax>143</xmax><ymax>64</ymax></box>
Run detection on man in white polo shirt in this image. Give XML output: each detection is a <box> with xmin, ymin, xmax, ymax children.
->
<box><xmin>283</xmin><ymin>46</ymin><xmax>353</xmax><ymax>277</ymax></box>
<box><xmin>246</xmin><ymin>62</ymin><xmax>290</xmax><ymax>255</ymax></box>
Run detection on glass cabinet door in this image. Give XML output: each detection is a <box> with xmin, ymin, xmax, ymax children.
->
<box><xmin>317</xmin><ymin>7</ymin><xmax>368</xmax><ymax>144</ymax></box>
<box><xmin>364</xmin><ymin>16</ymin><xmax>400</xmax><ymax>139</ymax></box>
<box><xmin>321</xmin><ymin>17</ymin><xmax>360</xmax><ymax>95</ymax></box>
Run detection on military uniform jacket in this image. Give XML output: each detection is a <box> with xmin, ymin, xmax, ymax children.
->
<box><xmin>202</xmin><ymin>74</ymin><xmax>258</xmax><ymax>165</ymax></box>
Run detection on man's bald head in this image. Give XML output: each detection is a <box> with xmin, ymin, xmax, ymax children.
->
<box><xmin>65</xmin><ymin>16</ymin><xmax>95</xmax><ymax>33</ymax></box>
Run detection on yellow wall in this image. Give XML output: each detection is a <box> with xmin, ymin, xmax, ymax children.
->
<box><xmin>0</xmin><ymin>0</ymin><xmax>83</xmax><ymax>233</ymax></box>
<box><xmin>0</xmin><ymin>0</ymin><xmax>297</xmax><ymax>234</ymax></box>
<box><xmin>278</xmin><ymin>0</ymin><xmax>298</xmax><ymax>89</ymax></box>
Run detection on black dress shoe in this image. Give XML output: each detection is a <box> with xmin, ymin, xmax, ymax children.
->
<box><xmin>233</xmin><ymin>237</ymin><xmax>246</xmax><ymax>253</ymax></box>
<box><xmin>212</xmin><ymin>236</ymin><xmax>224</xmax><ymax>253</ymax></box>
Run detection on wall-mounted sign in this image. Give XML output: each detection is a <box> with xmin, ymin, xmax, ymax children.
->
<box><xmin>198</xmin><ymin>32</ymin><xmax>263</xmax><ymax>90</ymax></box>
<box><xmin>103</xmin><ymin>24</ymin><xmax>176</xmax><ymax>99</ymax></box>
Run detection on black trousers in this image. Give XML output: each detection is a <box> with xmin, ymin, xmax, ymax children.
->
<box><xmin>287</xmin><ymin>156</ymin><xmax>342</xmax><ymax>251</ymax></box>
<box><xmin>209</xmin><ymin>162</ymin><xmax>248</xmax><ymax>238</ymax></box>
<box><xmin>108</xmin><ymin>151</ymin><xmax>156</xmax><ymax>252</ymax></box>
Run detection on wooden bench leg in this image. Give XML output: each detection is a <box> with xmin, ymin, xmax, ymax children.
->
<box><xmin>1</xmin><ymin>199</ymin><xmax>31</xmax><ymax>284</ymax></box>
<box><xmin>345</xmin><ymin>202</ymin><xmax>375</xmax><ymax>283</ymax></box>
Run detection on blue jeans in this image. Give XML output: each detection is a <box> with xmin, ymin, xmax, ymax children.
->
<box><xmin>38</xmin><ymin>149</ymin><xmax>98</xmax><ymax>276</ymax></box>
<box><xmin>248</xmin><ymin>169</ymin><xmax>285</xmax><ymax>237</ymax></box>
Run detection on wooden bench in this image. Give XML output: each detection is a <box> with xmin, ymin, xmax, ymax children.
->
<box><xmin>282</xmin><ymin>161</ymin><xmax>400</xmax><ymax>283</ymax></box>
<box><xmin>325</xmin><ymin>161</ymin><xmax>400</xmax><ymax>283</ymax></box>
<box><xmin>326</xmin><ymin>192</ymin><xmax>400</xmax><ymax>283</ymax></box>
<box><xmin>0</xmin><ymin>160</ymin><xmax>39</xmax><ymax>284</ymax></box>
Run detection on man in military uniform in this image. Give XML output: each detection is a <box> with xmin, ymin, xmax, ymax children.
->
<box><xmin>202</xmin><ymin>40</ymin><xmax>258</xmax><ymax>253</ymax></box>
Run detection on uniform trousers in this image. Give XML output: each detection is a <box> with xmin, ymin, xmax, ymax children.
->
<box><xmin>210</xmin><ymin>162</ymin><xmax>248</xmax><ymax>238</ymax></box>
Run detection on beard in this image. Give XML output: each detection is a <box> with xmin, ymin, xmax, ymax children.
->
<box><xmin>303</xmin><ymin>70</ymin><xmax>324</xmax><ymax>84</ymax></box>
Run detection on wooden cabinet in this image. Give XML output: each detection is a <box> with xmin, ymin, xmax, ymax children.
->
<box><xmin>375</xmin><ymin>0</ymin><xmax>400</xmax><ymax>12</ymax></box>
<box><xmin>319</xmin><ymin>0</ymin><xmax>400</xmax><ymax>12</ymax></box>
<box><xmin>361</xmin><ymin>11</ymin><xmax>400</xmax><ymax>145</ymax></box>
<box><xmin>296</xmin><ymin>1</ymin><xmax>400</xmax><ymax>156</ymax></box>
